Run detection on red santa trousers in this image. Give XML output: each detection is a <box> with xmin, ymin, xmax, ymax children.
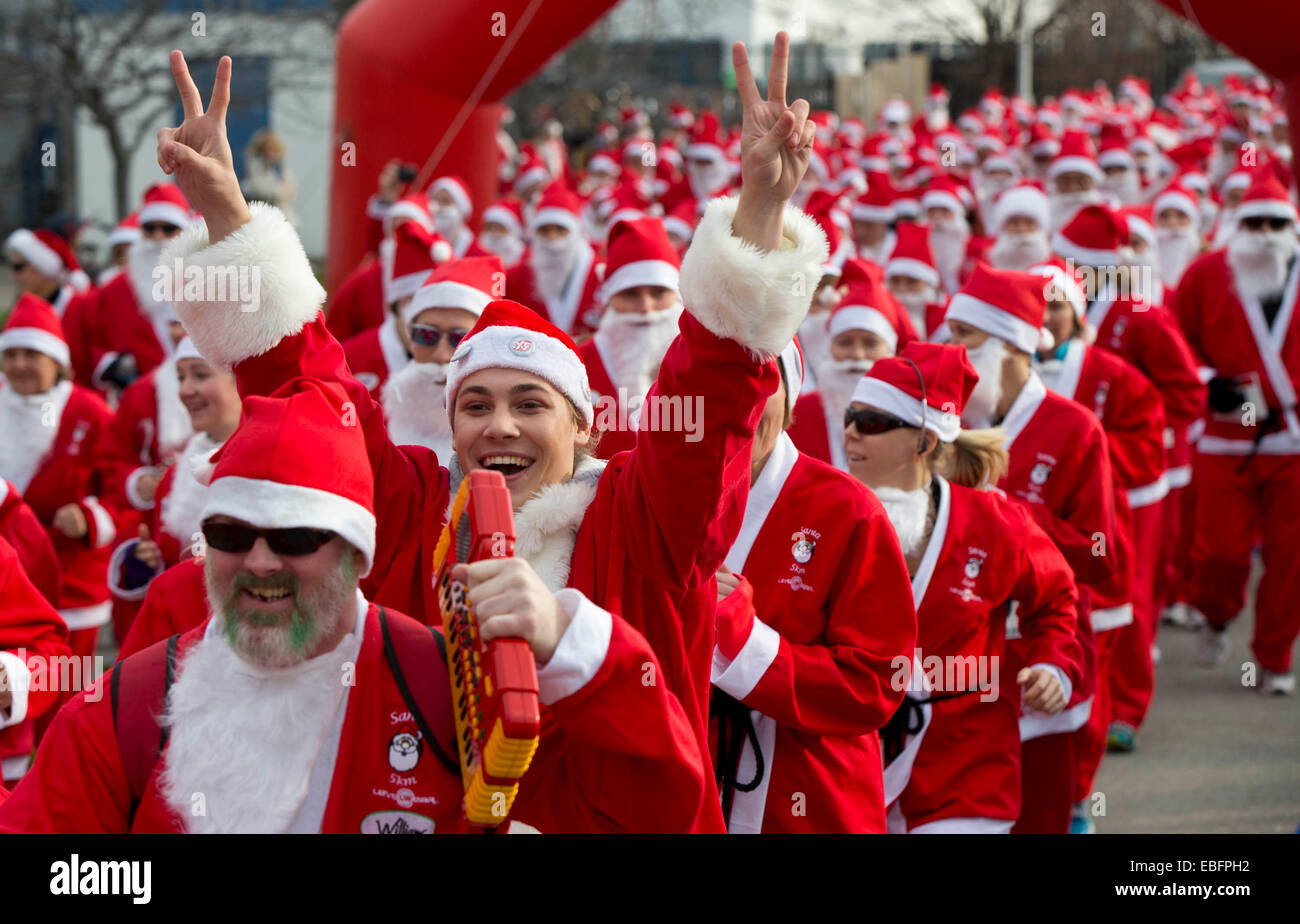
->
<box><xmin>1189</xmin><ymin>452</ymin><xmax>1300</xmax><ymax>673</ymax></box>
<box><xmin>1108</xmin><ymin>500</ymin><xmax>1164</xmax><ymax>729</ymax></box>
<box><xmin>1154</xmin><ymin>481</ymin><xmax>1197</xmax><ymax>611</ymax></box>
<box><xmin>32</xmin><ymin>626</ymin><xmax>99</xmax><ymax>743</ymax></box>
<box><xmin>1073</xmin><ymin>627</ymin><xmax>1120</xmax><ymax>802</ymax></box>
<box><xmin>1012</xmin><ymin>731</ymin><xmax>1075</xmax><ymax>834</ymax></box>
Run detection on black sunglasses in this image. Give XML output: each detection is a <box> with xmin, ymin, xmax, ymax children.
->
<box><xmin>845</xmin><ymin>407</ymin><xmax>915</xmax><ymax>436</ymax></box>
<box><xmin>1240</xmin><ymin>216</ymin><xmax>1292</xmax><ymax>232</ymax></box>
<box><xmin>141</xmin><ymin>222</ymin><xmax>179</xmax><ymax>235</ymax></box>
<box><xmin>202</xmin><ymin>521</ymin><xmax>338</xmax><ymax>556</ymax></box>
<box><xmin>409</xmin><ymin>324</ymin><xmax>469</xmax><ymax>349</ymax></box>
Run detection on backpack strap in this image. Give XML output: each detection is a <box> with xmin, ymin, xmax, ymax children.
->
<box><xmin>111</xmin><ymin>633</ymin><xmax>181</xmax><ymax>826</ymax></box>
<box><xmin>377</xmin><ymin>606</ymin><xmax>461</xmax><ymax>778</ymax></box>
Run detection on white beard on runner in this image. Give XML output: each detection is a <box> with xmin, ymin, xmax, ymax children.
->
<box><xmin>1048</xmin><ymin>189</ymin><xmax>1101</xmax><ymax>234</ymax></box>
<box><xmin>1228</xmin><ymin>228</ymin><xmax>1296</xmax><ymax>303</ymax></box>
<box><xmin>1156</xmin><ymin>226</ymin><xmax>1201</xmax><ymax>288</ymax></box>
<box><xmin>382</xmin><ymin>360</ymin><xmax>453</xmax><ymax>460</ymax></box>
<box><xmin>892</xmin><ymin>289</ymin><xmax>931</xmax><ymax>338</ymax></box>
<box><xmin>478</xmin><ymin>231</ymin><xmax>524</xmax><ymax>268</ymax></box>
<box><xmin>961</xmin><ymin>336</ymin><xmax>1008</xmax><ymax>429</ymax></box>
<box><xmin>930</xmin><ymin>218</ymin><xmax>970</xmax><ymax>293</ymax></box>
<box><xmin>874</xmin><ymin>484</ymin><xmax>933</xmax><ymax>558</ymax></box>
<box><xmin>0</xmin><ymin>379</ymin><xmax>72</xmax><ymax>493</ymax></box>
<box><xmin>153</xmin><ymin>358</ymin><xmax>194</xmax><ymax>461</ymax></box>
<box><xmin>989</xmin><ymin>230</ymin><xmax>1052</xmax><ymax>272</ymax></box>
<box><xmin>817</xmin><ymin>356</ymin><xmax>876</xmax><ymax>423</ymax></box>
<box><xmin>531</xmin><ymin>237</ymin><xmax>579</xmax><ymax>304</ymax></box>
<box><xmin>593</xmin><ymin>301</ymin><xmax>684</xmax><ymax>397</ymax></box>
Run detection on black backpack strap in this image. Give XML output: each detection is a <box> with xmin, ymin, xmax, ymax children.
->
<box><xmin>110</xmin><ymin>632</ymin><xmax>182</xmax><ymax>828</ymax></box>
<box><xmin>378</xmin><ymin>607</ymin><xmax>461</xmax><ymax>777</ymax></box>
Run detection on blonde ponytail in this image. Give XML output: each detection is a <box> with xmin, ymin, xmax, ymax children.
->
<box><xmin>932</xmin><ymin>426</ymin><xmax>1009</xmax><ymax>489</ymax></box>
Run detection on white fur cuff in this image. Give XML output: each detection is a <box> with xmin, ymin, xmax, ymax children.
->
<box><xmin>679</xmin><ymin>195</ymin><xmax>829</xmax><ymax>361</ymax></box>
<box><xmin>163</xmin><ymin>203</ymin><xmax>325</xmax><ymax>369</ymax></box>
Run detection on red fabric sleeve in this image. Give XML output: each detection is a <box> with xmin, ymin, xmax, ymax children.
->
<box><xmin>0</xmin><ymin>489</ymin><xmax>62</xmax><ymax>603</ymax></box>
<box><xmin>1026</xmin><ymin>421</ymin><xmax>1119</xmax><ymax>587</ymax></box>
<box><xmin>0</xmin><ymin>537</ymin><xmax>71</xmax><ymax>723</ymax></box>
<box><xmin>1130</xmin><ymin>307</ymin><xmax>1207</xmax><ymax>432</ymax></box>
<box><xmin>1101</xmin><ymin>357</ymin><xmax>1168</xmax><ymax>489</ymax></box>
<box><xmin>1008</xmin><ymin>505</ymin><xmax>1084</xmax><ymax>689</ymax></box>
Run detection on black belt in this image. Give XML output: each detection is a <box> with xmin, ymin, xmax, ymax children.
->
<box><xmin>880</xmin><ymin>688</ymin><xmax>981</xmax><ymax>766</ymax></box>
<box><xmin>710</xmin><ymin>690</ymin><xmax>765</xmax><ymax>829</ymax></box>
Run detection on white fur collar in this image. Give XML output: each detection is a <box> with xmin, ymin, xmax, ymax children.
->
<box><xmin>160</xmin><ymin>431</ymin><xmax>222</xmax><ymax>547</ymax></box>
<box><xmin>153</xmin><ymin>358</ymin><xmax>194</xmax><ymax>460</ymax></box>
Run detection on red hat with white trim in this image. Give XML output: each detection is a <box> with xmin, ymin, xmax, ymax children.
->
<box><xmin>827</xmin><ymin>262</ymin><xmax>900</xmax><ymax>352</ymax></box>
<box><xmin>599</xmin><ymin>217</ymin><xmax>680</xmax><ymax>304</ymax></box>
<box><xmin>0</xmin><ymin>293</ymin><xmax>70</xmax><ymax>368</ymax></box>
<box><xmin>1028</xmin><ymin>122</ymin><xmax>1061</xmax><ymax>159</ymax></box>
<box><xmin>805</xmin><ymin>189</ymin><xmax>853</xmax><ymax>276</ymax></box>
<box><xmin>992</xmin><ymin>183</ymin><xmax>1049</xmax><ymax>233</ymax></box>
<box><xmin>587</xmin><ymin>151</ymin><xmax>619</xmax><ymax>176</ymax></box>
<box><xmin>139</xmin><ymin>182</ymin><xmax>193</xmax><ymax>230</ymax></box>
<box><xmin>1098</xmin><ymin>125</ymin><xmax>1136</xmax><ymax>170</ymax></box>
<box><xmin>1234</xmin><ymin>170</ymin><xmax>1298</xmax><ymax>223</ymax></box>
<box><xmin>885</xmin><ymin>222</ymin><xmax>940</xmax><ymax>288</ymax></box>
<box><xmin>201</xmin><ymin>379</ymin><xmax>377</xmax><ymax>574</ymax></box>
<box><xmin>482</xmin><ymin>199</ymin><xmax>525</xmax><ymax>238</ymax></box>
<box><xmin>383</xmin><ymin>193</ymin><xmax>435</xmax><ymax>235</ymax></box>
<box><xmin>1121</xmin><ymin>204</ymin><xmax>1157</xmax><ymax>251</ymax></box>
<box><xmin>852</xmin><ymin>180</ymin><xmax>896</xmax><ymax>224</ymax></box>
<box><xmin>1153</xmin><ymin>181</ymin><xmax>1200</xmax><ymax>224</ymax></box>
<box><xmin>685</xmin><ymin>112</ymin><xmax>725</xmax><ymax>163</ymax></box>
<box><xmin>851</xmin><ymin>341</ymin><xmax>976</xmax><ymax>442</ymax></box>
<box><xmin>662</xmin><ymin>198</ymin><xmax>698</xmax><ymax>244</ymax></box>
<box><xmin>401</xmin><ymin>255</ymin><xmax>505</xmax><ymax>327</ymax></box>
<box><xmin>944</xmin><ymin>262</ymin><xmax>1054</xmax><ymax>354</ymax></box>
<box><xmin>108</xmin><ymin>211</ymin><xmax>142</xmax><ymax>248</ymax></box>
<box><xmin>4</xmin><ymin>228</ymin><xmax>81</xmax><ymax>284</ymax></box>
<box><xmin>669</xmin><ymin>101</ymin><xmax>695</xmax><ymax>129</ymax></box>
<box><xmin>920</xmin><ymin>176</ymin><xmax>966</xmax><ymax>217</ymax></box>
<box><xmin>529</xmin><ymin>181</ymin><xmax>585</xmax><ymax>236</ymax></box>
<box><xmin>1053</xmin><ymin>203</ymin><xmax>1131</xmax><ymax>267</ymax></box>
<box><xmin>430</xmin><ymin>175</ymin><xmax>474</xmax><ymax>219</ymax></box>
<box><xmin>388</xmin><ymin>221</ymin><xmax>448</xmax><ymax>303</ymax></box>
<box><xmin>776</xmin><ymin>337</ymin><xmax>806</xmax><ymax>412</ymax></box>
<box><xmin>445</xmin><ymin>300</ymin><xmax>593</xmax><ymax>425</ymax></box>
<box><xmin>1028</xmin><ymin>256</ymin><xmax>1087</xmax><ymax>320</ymax></box>
<box><xmin>1048</xmin><ymin>129</ymin><xmax>1103</xmax><ymax>184</ymax></box>
<box><xmin>513</xmin><ymin>154</ymin><xmax>551</xmax><ymax>195</ymax></box>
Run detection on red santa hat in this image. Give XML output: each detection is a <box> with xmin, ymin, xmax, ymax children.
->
<box><xmin>851</xmin><ymin>341</ymin><xmax>976</xmax><ymax>443</ymax></box>
<box><xmin>851</xmin><ymin>181</ymin><xmax>896</xmax><ymax>224</ymax></box>
<box><xmin>920</xmin><ymin>176</ymin><xmax>966</xmax><ymax>217</ymax></box>
<box><xmin>513</xmin><ymin>154</ymin><xmax>551</xmax><ymax>195</ymax></box>
<box><xmin>1234</xmin><ymin>170</ymin><xmax>1298</xmax><ymax>223</ymax></box>
<box><xmin>0</xmin><ymin>292</ymin><xmax>70</xmax><ymax>367</ymax></box>
<box><xmin>944</xmin><ymin>262</ymin><xmax>1053</xmax><ymax>354</ymax></box>
<box><xmin>401</xmin><ymin>255</ymin><xmax>505</xmax><ymax>327</ymax></box>
<box><xmin>1052</xmin><ymin>203</ymin><xmax>1131</xmax><ymax>267</ymax></box>
<box><xmin>662</xmin><ymin>198</ymin><xmax>698</xmax><ymax>244</ymax></box>
<box><xmin>1048</xmin><ymin>130</ymin><xmax>1103</xmax><ymax>184</ymax></box>
<box><xmin>804</xmin><ymin>189</ymin><xmax>853</xmax><ymax>276</ymax></box>
<box><xmin>927</xmin><ymin>83</ymin><xmax>950</xmax><ymax>107</ymax></box>
<box><xmin>1221</xmin><ymin>166</ymin><xmax>1254</xmax><ymax>197</ymax></box>
<box><xmin>891</xmin><ymin>190</ymin><xmax>922</xmax><ymax>223</ymax></box>
<box><xmin>445</xmin><ymin>300</ymin><xmax>593</xmax><ymax>425</ymax></box>
<box><xmin>1121</xmin><ymin>204</ymin><xmax>1157</xmax><ymax>251</ymax></box>
<box><xmin>201</xmin><ymin>380</ymin><xmax>377</xmax><ymax>574</ymax></box>
<box><xmin>1028</xmin><ymin>122</ymin><xmax>1061</xmax><ymax>159</ymax></box>
<box><xmin>430</xmin><ymin>175</ymin><xmax>474</xmax><ymax>218</ymax></box>
<box><xmin>388</xmin><ymin>221</ymin><xmax>447</xmax><ymax>303</ymax></box>
<box><xmin>139</xmin><ymin>182</ymin><xmax>193</xmax><ymax>230</ymax></box>
<box><xmin>4</xmin><ymin>228</ymin><xmax>81</xmax><ymax>284</ymax></box>
<box><xmin>992</xmin><ymin>183</ymin><xmax>1049</xmax><ymax>233</ymax></box>
<box><xmin>1153</xmin><ymin>182</ymin><xmax>1200</xmax><ymax>225</ymax></box>
<box><xmin>669</xmin><ymin>101</ymin><xmax>695</xmax><ymax>129</ymax></box>
<box><xmin>108</xmin><ymin>211</ymin><xmax>142</xmax><ymax>248</ymax></box>
<box><xmin>599</xmin><ymin>217</ymin><xmax>680</xmax><ymax>303</ymax></box>
<box><xmin>587</xmin><ymin>151</ymin><xmax>619</xmax><ymax>176</ymax></box>
<box><xmin>529</xmin><ymin>182</ymin><xmax>585</xmax><ymax>236</ymax></box>
<box><xmin>1097</xmin><ymin>123</ymin><xmax>1136</xmax><ymax>170</ymax></box>
<box><xmin>482</xmin><ymin>199</ymin><xmax>525</xmax><ymax>238</ymax></box>
<box><xmin>885</xmin><ymin>222</ymin><xmax>940</xmax><ymax>288</ymax></box>
<box><xmin>776</xmin><ymin>337</ymin><xmax>805</xmax><ymax>412</ymax></box>
<box><xmin>1028</xmin><ymin>257</ymin><xmax>1087</xmax><ymax>320</ymax></box>
<box><xmin>685</xmin><ymin>112</ymin><xmax>726</xmax><ymax>163</ymax></box>
<box><xmin>827</xmin><ymin>263</ymin><xmax>899</xmax><ymax>351</ymax></box>
<box><xmin>383</xmin><ymin>193</ymin><xmax>436</xmax><ymax>235</ymax></box>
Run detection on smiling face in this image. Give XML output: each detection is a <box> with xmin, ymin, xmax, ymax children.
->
<box><xmin>409</xmin><ymin>306</ymin><xmax>478</xmax><ymax>365</ymax></box>
<box><xmin>451</xmin><ymin>368</ymin><xmax>591</xmax><ymax>509</ymax></box>
<box><xmin>177</xmin><ymin>357</ymin><xmax>240</xmax><ymax>440</ymax></box>
<box><xmin>844</xmin><ymin>403</ymin><xmax>927</xmax><ymax>489</ymax></box>
<box><xmin>831</xmin><ymin>329</ymin><xmax>892</xmax><ymax>363</ymax></box>
<box><xmin>1</xmin><ymin>347</ymin><xmax>60</xmax><ymax>395</ymax></box>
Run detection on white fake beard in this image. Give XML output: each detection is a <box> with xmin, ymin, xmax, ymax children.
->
<box><xmin>153</xmin><ymin>358</ymin><xmax>194</xmax><ymax>460</ymax></box>
<box><xmin>158</xmin><ymin>601</ymin><xmax>360</xmax><ymax>834</ymax></box>
<box><xmin>478</xmin><ymin>231</ymin><xmax>524</xmax><ymax>267</ymax></box>
<box><xmin>989</xmin><ymin>231</ymin><xmax>1051</xmax><ymax>271</ymax></box>
<box><xmin>382</xmin><ymin>360</ymin><xmax>453</xmax><ymax>459</ymax></box>
<box><xmin>797</xmin><ymin>311</ymin><xmax>833</xmax><ymax>378</ymax></box>
<box><xmin>857</xmin><ymin>232</ymin><xmax>894</xmax><ymax>266</ymax></box>
<box><xmin>1212</xmin><ymin>209</ymin><xmax>1238</xmax><ymax>249</ymax></box>
<box><xmin>0</xmin><ymin>379</ymin><xmax>71</xmax><ymax>493</ymax></box>
<box><xmin>930</xmin><ymin>220</ymin><xmax>969</xmax><ymax>285</ymax></box>
<box><xmin>816</xmin><ymin>357</ymin><xmax>875</xmax><ymax>422</ymax></box>
<box><xmin>159</xmin><ymin>431</ymin><xmax>221</xmax><ymax>548</ymax></box>
<box><xmin>1100</xmin><ymin>170</ymin><xmax>1141</xmax><ymax>205</ymax></box>
<box><xmin>961</xmin><ymin>336</ymin><xmax>1008</xmax><ymax>429</ymax></box>
<box><xmin>687</xmin><ymin>160</ymin><xmax>730</xmax><ymax>200</ymax></box>
<box><xmin>1228</xmin><ymin>229</ymin><xmax>1296</xmax><ymax>302</ymax></box>
<box><xmin>127</xmin><ymin>238</ymin><xmax>170</xmax><ymax>315</ymax></box>
<box><xmin>432</xmin><ymin>205</ymin><xmax>463</xmax><ymax>238</ymax></box>
<box><xmin>531</xmin><ymin>238</ymin><xmax>578</xmax><ymax>304</ymax></box>
<box><xmin>593</xmin><ymin>302</ymin><xmax>684</xmax><ymax>396</ymax></box>
<box><xmin>1049</xmin><ymin>189</ymin><xmax>1101</xmax><ymax>233</ymax></box>
<box><xmin>1156</xmin><ymin>227</ymin><xmax>1201</xmax><ymax>288</ymax></box>
<box><xmin>892</xmin><ymin>288</ymin><xmax>932</xmax><ymax>335</ymax></box>
<box><xmin>873</xmin><ymin>484</ymin><xmax>933</xmax><ymax>557</ymax></box>
<box><xmin>1208</xmin><ymin>148</ymin><xmax>1235</xmax><ymax>187</ymax></box>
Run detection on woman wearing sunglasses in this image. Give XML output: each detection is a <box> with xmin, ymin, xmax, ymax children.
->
<box><xmin>381</xmin><ymin>256</ymin><xmax>502</xmax><ymax>458</ymax></box>
<box><xmin>845</xmin><ymin>342</ymin><xmax>1083</xmax><ymax>834</ymax></box>
<box><xmin>156</xmin><ymin>36</ymin><xmax>826</xmax><ymax>833</ymax></box>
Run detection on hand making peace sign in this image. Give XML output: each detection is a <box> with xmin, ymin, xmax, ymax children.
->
<box><xmin>156</xmin><ymin>50</ymin><xmax>251</xmax><ymax>244</ymax></box>
<box><xmin>730</xmin><ymin>32</ymin><xmax>817</xmax><ymax>252</ymax></box>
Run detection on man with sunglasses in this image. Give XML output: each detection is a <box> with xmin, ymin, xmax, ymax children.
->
<box><xmin>1170</xmin><ymin>170</ymin><xmax>1300</xmax><ymax>696</ymax></box>
<box><xmin>82</xmin><ymin>182</ymin><xmax>193</xmax><ymax>393</ymax></box>
<box><xmin>3</xmin><ymin>227</ymin><xmax>97</xmax><ymax>387</ymax></box>
<box><xmin>381</xmin><ymin>256</ymin><xmax>501</xmax><ymax>457</ymax></box>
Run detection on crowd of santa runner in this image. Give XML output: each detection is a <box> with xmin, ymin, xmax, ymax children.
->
<box><xmin>0</xmin><ymin>33</ymin><xmax>1296</xmax><ymax>834</ymax></box>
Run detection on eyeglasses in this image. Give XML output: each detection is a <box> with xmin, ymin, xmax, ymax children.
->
<box><xmin>409</xmin><ymin>324</ymin><xmax>469</xmax><ymax>349</ymax></box>
<box><xmin>202</xmin><ymin>521</ymin><xmax>337</xmax><ymax>556</ymax></box>
<box><xmin>844</xmin><ymin>407</ymin><xmax>915</xmax><ymax>436</ymax></box>
<box><xmin>1240</xmin><ymin>216</ymin><xmax>1292</xmax><ymax>232</ymax></box>
<box><xmin>141</xmin><ymin>222</ymin><xmax>179</xmax><ymax>235</ymax></box>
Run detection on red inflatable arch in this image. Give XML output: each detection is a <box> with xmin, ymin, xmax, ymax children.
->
<box><xmin>328</xmin><ymin>0</ymin><xmax>618</xmax><ymax>292</ymax></box>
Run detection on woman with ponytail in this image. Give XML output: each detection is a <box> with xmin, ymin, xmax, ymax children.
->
<box><xmin>845</xmin><ymin>341</ymin><xmax>1083</xmax><ymax>833</ymax></box>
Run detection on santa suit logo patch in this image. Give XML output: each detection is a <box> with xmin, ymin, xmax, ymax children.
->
<box><xmin>1030</xmin><ymin>461</ymin><xmax>1052</xmax><ymax>486</ymax></box>
<box><xmin>388</xmin><ymin>723</ymin><xmax>423</xmax><ymax>772</ymax></box>
<box><xmin>964</xmin><ymin>556</ymin><xmax>983</xmax><ymax>579</ymax></box>
<box><xmin>791</xmin><ymin>532</ymin><xmax>816</xmax><ymax>564</ymax></box>
<box><xmin>509</xmin><ymin>336</ymin><xmax>535</xmax><ymax>355</ymax></box>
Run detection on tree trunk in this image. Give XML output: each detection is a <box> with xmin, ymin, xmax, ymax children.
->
<box><xmin>109</xmin><ymin>129</ymin><xmax>130</xmax><ymax>222</ymax></box>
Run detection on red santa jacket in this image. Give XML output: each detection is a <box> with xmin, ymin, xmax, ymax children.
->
<box><xmin>577</xmin><ymin>336</ymin><xmax>638</xmax><ymax>460</ymax></box>
<box><xmin>710</xmin><ymin>435</ymin><xmax>916</xmax><ymax>833</ymax></box>
<box><xmin>0</xmin><ymin>479</ymin><xmax>61</xmax><ymax>604</ymax></box>
<box><xmin>0</xmin><ymin>535</ymin><xmax>71</xmax><ymax>770</ymax></box>
<box><xmin>505</xmin><ymin>246</ymin><xmax>605</xmax><ymax>340</ymax></box>
<box><xmin>788</xmin><ymin>391</ymin><xmax>835</xmax><ymax>466</ymax></box>
<box><xmin>168</xmin><ymin>198</ymin><xmax>828</xmax><ymax>834</ymax></box>
<box><xmin>1171</xmin><ymin>247</ymin><xmax>1300</xmax><ymax>456</ymax></box>
<box><xmin>0</xmin><ymin>599</ymin><xmax>706</xmax><ymax>834</ymax></box>
<box><xmin>49</xmin><ymin>283</ymin><xmax>97</xmax><ymax>389</ymax></box>
<box><xmin>7</xmin><ymin>384</ymin><xmax>122</xmax><ymax>630</ymax></box>
<box><xmin>342</xmin><ymin>314</ymin><xmax>409</xmax><ymax>397</ymax></box>
<box><xmin>325</xmin><ymin>257</ymin><xmax>385</xmax><ymax>343</ymax></box>
<box><xmin>104</xmin><ymin>361</ymin><xmax>192</xmax><ymax>513</ymax></box>
<box><xmin>84</xmin><ymin>272</ymin><xmax>170</xmax><ymax>389</ymax></box>
<box><xmin>995</xmin><ymin>371</ymin><xmax>1119</xmax><ymax>737</ymax></box>
<box><xmin>894</xmin><ymin>476</ymin><xmax>1081</xmax><ymax>829</ymax></box>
